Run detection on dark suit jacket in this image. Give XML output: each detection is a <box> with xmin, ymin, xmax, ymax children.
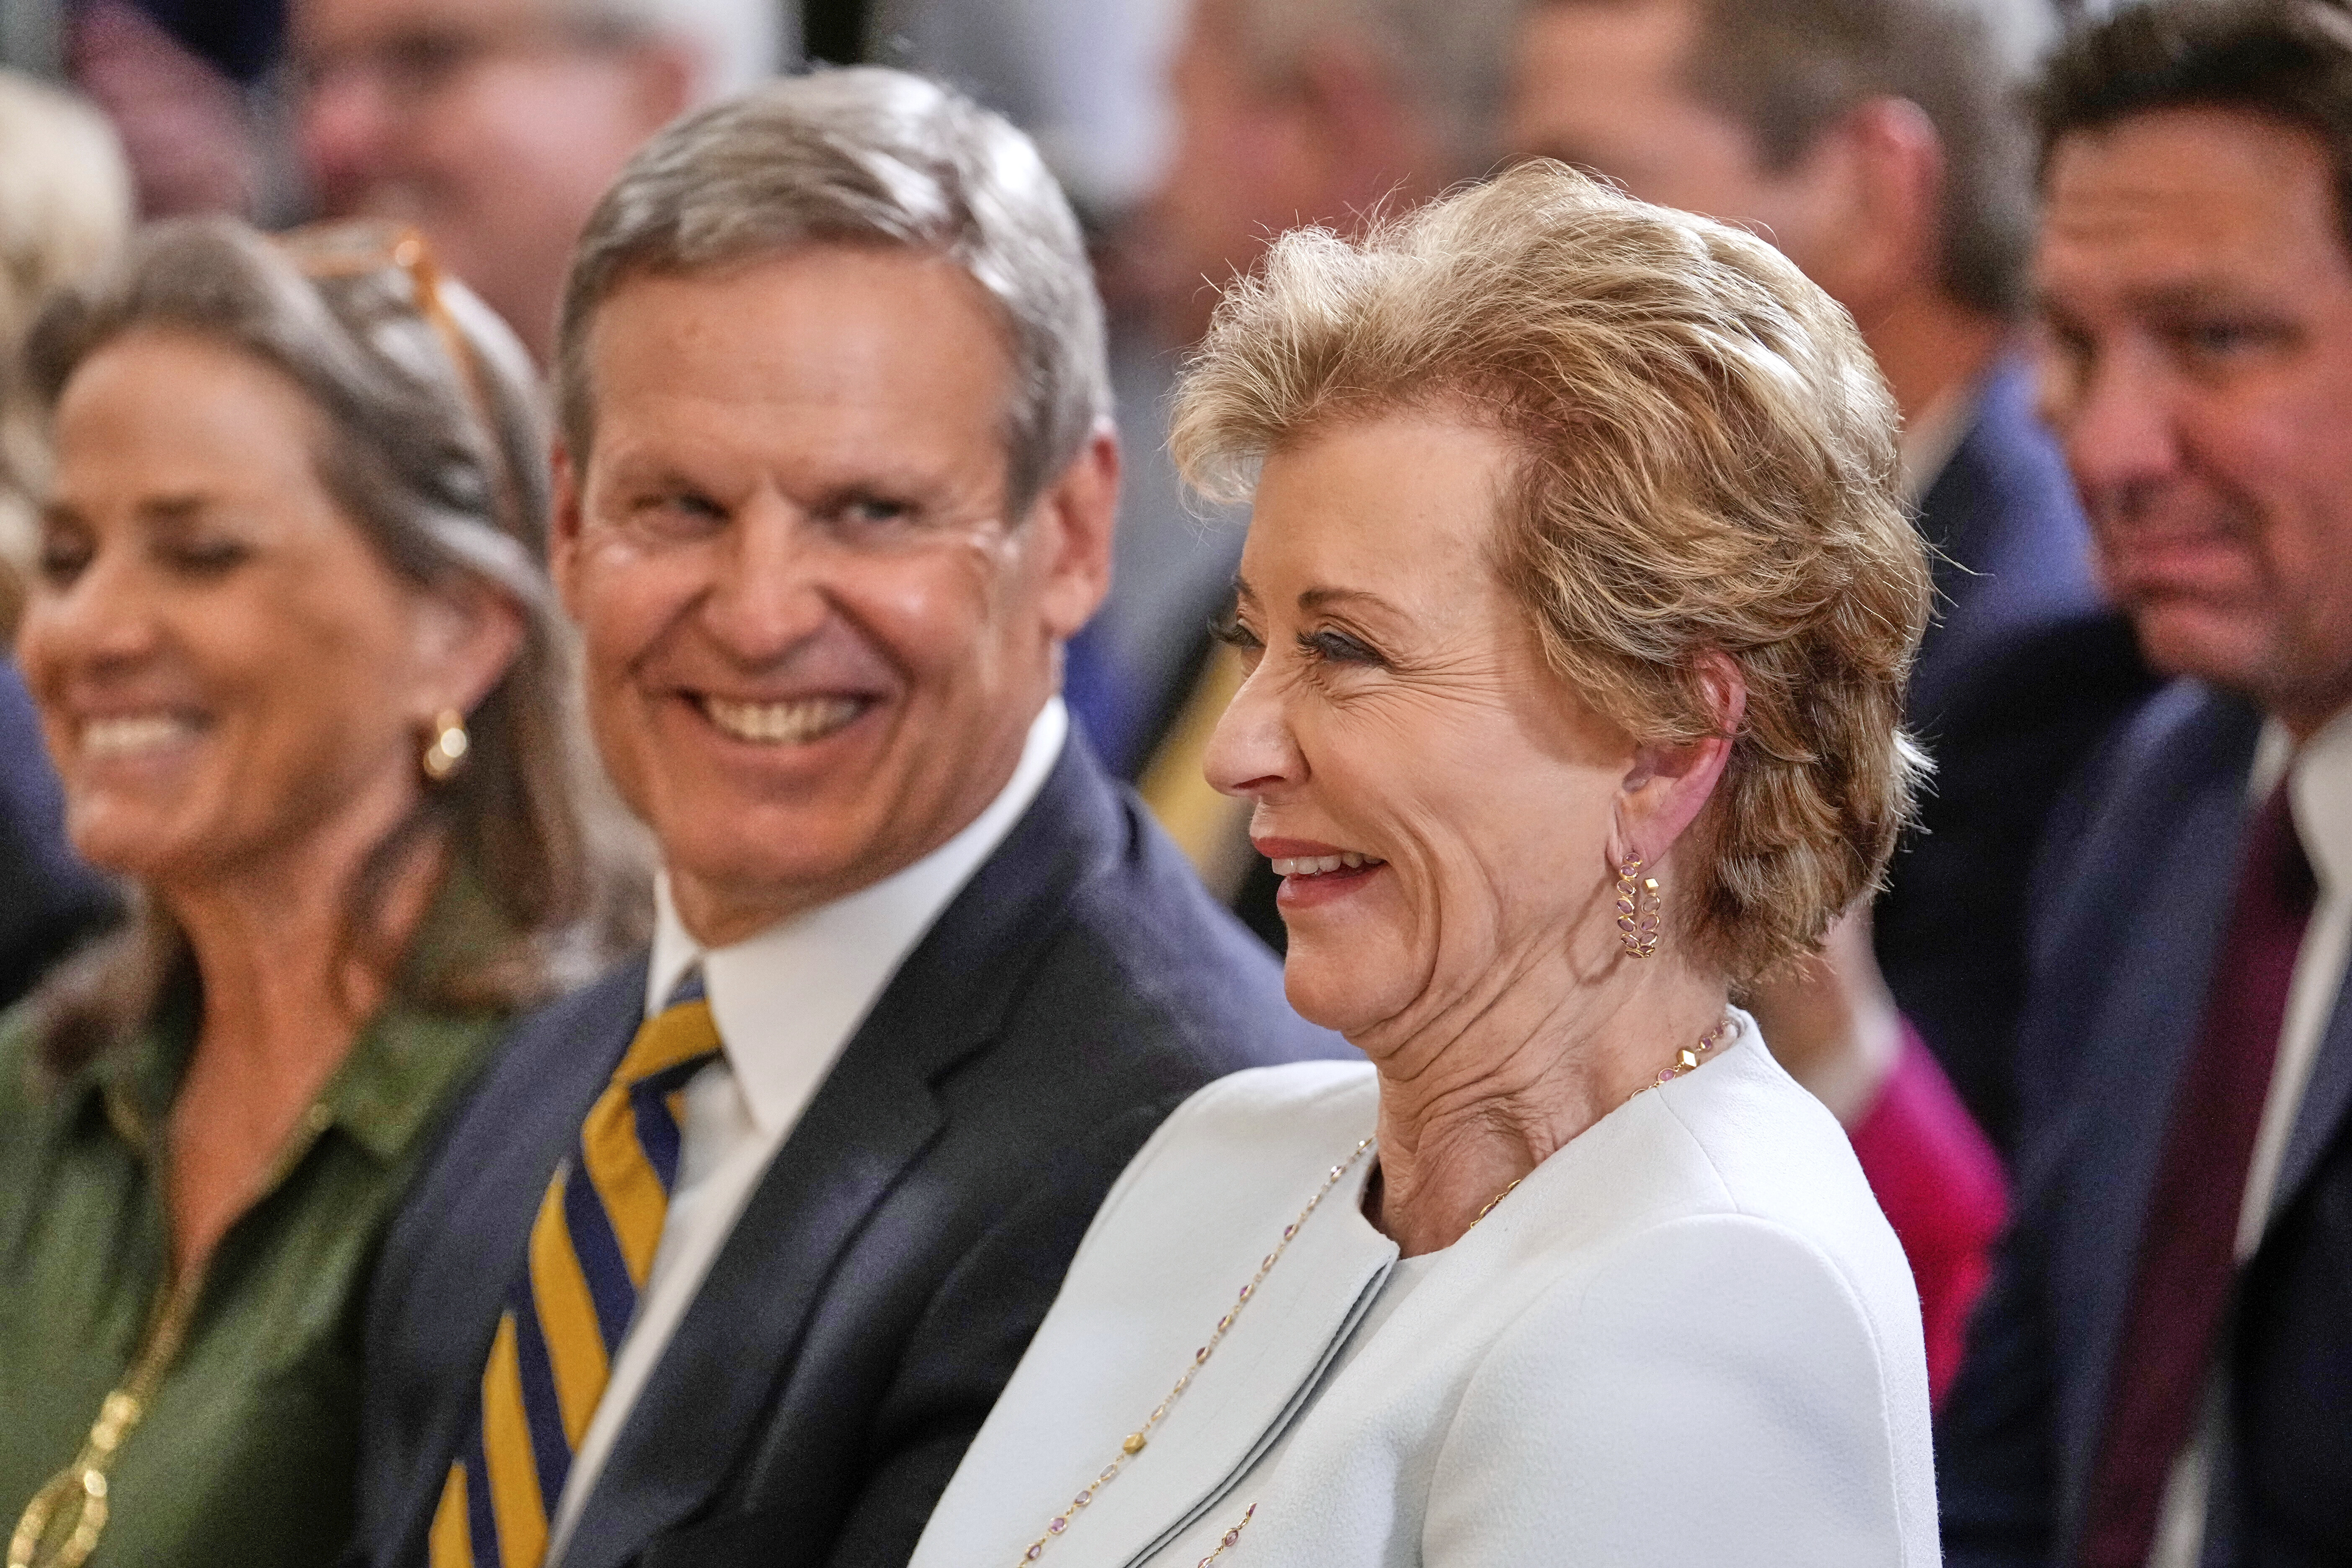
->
<box><xmin>1875</xmin><ymin>357</ymin><xmax>2155</xmax><ymax>1153</ymax></box>
<box><xmin>347</xmin><ymin>736</ymin><xmax>1346</xmax><ymax>1568</ymax></box>
<box><xmin>0</xmin><ymin>662</ymin><xmax>118</xmax><ymax>1009</ymax></box>
<box><xmin>1937</xmin><ymin>682</ymin><xmax>2352</xmax><ymax>1567</ymax></box>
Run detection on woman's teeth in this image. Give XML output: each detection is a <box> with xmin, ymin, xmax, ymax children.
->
<box><xmin>701</xmin><ymin>695</ymin><xmax>865</xmax><ymax>745</ymax></box>
<box><xmin>1271</xmin><ymin>852</ymin><xmax>1383</xmax><ymax>877</ymax></box>
<box><xmin>81</xmin><ymin>714</ymin><xmax>198</xmax><ymax>757</ymax></box>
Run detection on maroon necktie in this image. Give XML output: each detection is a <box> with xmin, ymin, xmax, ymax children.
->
<box><xmin>2080</xmin><ymin>779</ymin><xmax>2316</xmax><ymax>1568</ymax></box>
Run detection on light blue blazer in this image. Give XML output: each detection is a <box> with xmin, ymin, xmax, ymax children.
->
<box><xmin>910</xmin><ymin>1025</ymin><xmax>1939</xmax><ymax>1567</ymax></box>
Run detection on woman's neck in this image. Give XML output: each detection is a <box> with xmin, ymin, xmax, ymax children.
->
<box><xmin>1362</xmin><ymin>956</ymin><xmax>1730</xmax><ymax>1257</ymax></box>
<box><xmin>157</xmin><ymin>786</ymin><xmax>444</xmax><ymax>1276</ymax></box>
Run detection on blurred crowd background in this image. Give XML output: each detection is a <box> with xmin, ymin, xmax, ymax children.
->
<box><xmin>6</xmin><ymin>0</ymin><xmax>2351</xmax><ymax>1561</ymax></box>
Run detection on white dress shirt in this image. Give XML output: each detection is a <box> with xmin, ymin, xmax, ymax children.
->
<box><xmin>2151</xmin><ymin>704</ymin><xmax>2352</xmax><ymax>1567</ymax></box>
<box><xmin>545</xmin><ymin>697</ymin><xmax>1069</xmax><ymax>1563</ymax></box>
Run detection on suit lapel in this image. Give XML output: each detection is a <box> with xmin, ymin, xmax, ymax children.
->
<box><xmin>555</xmin><ymin>743</ymin><xmax>1126</xmax><ymax>1568</ymax></box>
<box><xmin>2049</xmin><ymin>695</ymin><xmax>2261</xmax><ymax>1545</ymax></box>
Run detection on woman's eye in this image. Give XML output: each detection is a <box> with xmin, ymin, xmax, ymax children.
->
<box><xmin>162</xmin><ymin>537</ymin><xmax>250</xmax><ymax>575</ymax></box>
<box><xmin>36</xmin><ymin>537</ymin><xmax>92</xmax><ymax>585</ymax></box>
<box><xmin>1301</xmin><ymin>629</ymin><xmax>1382</xmax><ymax>665</ymax></box>
<box><xmin>1209</xmin><ymin>610</ymin><xmax>1263</xmax><ymax>652</ymax></box>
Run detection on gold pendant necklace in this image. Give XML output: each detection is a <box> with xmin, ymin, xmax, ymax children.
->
<box><xmin>1017</xmin><ymin>1011</ymin><xmax>1738</xmax><ymax>1566</ymax></box>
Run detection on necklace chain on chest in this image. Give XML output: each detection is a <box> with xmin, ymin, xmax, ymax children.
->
<box><xmin>1011</xmin><ymin>1010</ymin><xmax>1739</xmax><ymax>1567</ymax></box>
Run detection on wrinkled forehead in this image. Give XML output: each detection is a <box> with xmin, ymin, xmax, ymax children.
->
<box><xmin>2037</xmin><ymin>106</ymin><xmax>2352</xmax><ymax>309</ymax></box>
<box><xmin>292</xmin><ymin>0</ymin><xmax>555</xmax><ymax>52</ymax></box>
<box><xmin>570</xmin><ymin>248</ymin><xmax>1023</xmax><ymax>493</ymax></box>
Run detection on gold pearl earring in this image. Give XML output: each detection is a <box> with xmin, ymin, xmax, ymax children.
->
<box><xmin>1615</xmin><ymin>853</ymin><xmax>1661</xmax><ymax>958</ymax></box>
<box><xmin>421</xmin><ymin>709</ymin><xmax>469</xmax><ymax>782</ymax></box>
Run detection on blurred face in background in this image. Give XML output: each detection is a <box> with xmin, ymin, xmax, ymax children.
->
<box><xmin>17</xmin><ymin>331</ymin><xmax>498</xmax><ymax>897</ymax></box>
<box><xmin>1506</xmin><ymin>0</ymin><xmax>1844</xmax><ymax>284</ymax></box>
<box><xmin>553</xmin><ymin>246</ymin><xmax>1114</xmax><ymax>946</ymax></box>
<box><xmin>2036</xmin><ymin>107</ymin><xmax>2352</xmax><ymax>737</ymax></box>
<box><xmin>292</xmin><ymin>0</ymin><xmax>694</xmax><ymax>361</ymax></box>
<box><xmin>1150</xmin><ymin>0</ymin><xmax>1448</xmax><ymax>346</ymax></box>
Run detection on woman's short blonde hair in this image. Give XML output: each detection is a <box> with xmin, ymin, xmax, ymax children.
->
<box><xmin>1173</xmin><ymin>160</ymin><xmax>1931</xmax><ymax>981</ymax></box>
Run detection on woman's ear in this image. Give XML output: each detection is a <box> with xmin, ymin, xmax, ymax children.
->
<box><xmin>1611</xmin><ymin>652</ymin><xmax>1746</xmax><ymax>865</ymax></box>
<box><xmin>408</xmin><ymin>579</ymin><xmax>528</xmax><ymax>727</ymax></box>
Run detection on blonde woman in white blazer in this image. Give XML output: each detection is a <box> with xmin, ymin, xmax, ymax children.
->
<box><xmin>910</xmin><ymin>161</ymin><xmax>1942</xmax><ymax>1568</ymax></box>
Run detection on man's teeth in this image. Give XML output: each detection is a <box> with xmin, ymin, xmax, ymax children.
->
<box><xmin>81</xmin><ymin>715</ymin><xmax>198</xmax><ymax>757</ymax></box>
<box><xmin>1271</xmin><ymin>852</ymin><xmax>1383</xmax><ymax>877</ymax></box>
<box><xmin>701</xmin><ymin>695</ymin><xmax>865</xmax><ymax>745</ymax></box>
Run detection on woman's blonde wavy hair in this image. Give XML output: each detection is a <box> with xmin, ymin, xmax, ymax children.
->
<box><xmin>1172</xmin><ymin>159</ymin><xmax>1932</xmax><ymax>981</ymax></box>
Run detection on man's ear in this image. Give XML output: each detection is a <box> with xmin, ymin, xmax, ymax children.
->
<box><xmin>1797</xmin><ymin>95</ymin><xmax>1945</xmax><ymax>317</ymax></box>
<box><xmin>549</xmin><ymin>436</ymin><xmax>586</xmax><ymax>620</ymax></box>
<box><xmin>622</xmin><ymin>39</ymin><xmax>698</xmax><ymax>134</ymax></box>
<box><xmin>1611</xmin><ymin>652</ymin><xmax>1746</xmax><ymax>866</ymax></box>
<box><xmin>1032</xmin><ymin>423</ymin><xmax>1120</xmax><ymax>641</ymax></box>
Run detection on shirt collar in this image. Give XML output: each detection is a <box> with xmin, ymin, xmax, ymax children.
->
<box><xmin>89</xmin><ymin>975</ymin><xmax>503</xmax><ymax>1167</ymax></box>
<box><xmin>2252</xmin><ymin>705</ymin><xmax>2352</xmax><ymax>900</ymax></box>
<box><xmin>1896</xmin><ymin>372</ymin><xmax>1984</xmax><ymax>509</ymax></box>
<box><xmin>646</xmin><ymin>696</ymin><xmax>1069</xmax><ymax>1137</ymax></box>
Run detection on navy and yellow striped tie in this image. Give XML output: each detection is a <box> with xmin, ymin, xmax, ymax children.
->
<box><xmin>430</xmin><ymin>973</ymin><xmax>722</xmax><ymax>1568</ymax></box>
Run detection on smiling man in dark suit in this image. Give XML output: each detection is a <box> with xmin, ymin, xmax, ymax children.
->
<box><xmin>343</xmin><ymin>68</ymin><xmax>1339</xmax><ymax>1568</ymax></box>
<box><xmin>1937</xmin><ymin>3</ymin><xmax>2352</xmax><ymax>1563</ymax></box>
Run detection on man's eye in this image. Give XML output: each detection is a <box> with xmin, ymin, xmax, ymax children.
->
<box><xmin>629</xmin><ymin>491</ymin><xmax>726</xmax><ymax>534</ymax></box>
<box><xmin>2174</xmin><ymin>318</ymin><xmax>2284</xmax><ymax>364</ymax></box>
<box><xmin>836</xmin><ymin>495</ymin><xmax>914</xmax><ymax>529</ymax></box>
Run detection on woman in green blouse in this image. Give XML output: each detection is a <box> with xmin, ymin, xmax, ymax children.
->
<box><xmin>0</xmin><ymin>218</ymin><xmax>637</xmax><ymax>1568</ymax></box>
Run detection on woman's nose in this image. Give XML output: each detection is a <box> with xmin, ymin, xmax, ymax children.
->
<box><xmin>1203</xmin><ymin>650</ymin><xmax>1302</xmax><ymax>800</ymax></box>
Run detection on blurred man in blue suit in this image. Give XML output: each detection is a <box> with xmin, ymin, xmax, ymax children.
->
<box><xmin>1507</xmin><ymin>0</ymin><xmax>2156</xmax><ymax>1155</ymax></box>
<box><xmin>1937</xmin><ymin>3</ymin><xmax>2352</xmax><ymax>1563</ymax></box>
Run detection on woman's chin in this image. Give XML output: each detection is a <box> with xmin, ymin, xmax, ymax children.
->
<box><xmin>1279</xmin><ymin>933</ymin><xmax>1407</xmax><ymax>1038</ymax></box>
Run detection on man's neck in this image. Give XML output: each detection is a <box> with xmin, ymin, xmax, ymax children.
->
<box><xmin>1854</xmin><ymin>286</ymin><xmax>2012</xmax><ymax>428</ymax></box>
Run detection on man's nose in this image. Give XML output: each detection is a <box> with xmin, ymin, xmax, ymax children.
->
<box><xmin>2051</xmin><ymin>340</ymin><xmax>2184</xmax><ymax>507</ymax></box>
<box><xmin>699</xmin><ymin>497</ymin><xmax>833</xmax><ymax>662</ymax></box>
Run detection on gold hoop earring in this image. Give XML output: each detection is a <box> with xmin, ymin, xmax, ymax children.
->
<box><xmin>421</xmin><ymin>709</ymin><xmax>469</xmax><ymax>783</ymax></box>
<box><xmin>1615</xmin><ymin>854</ymin><xmax>1661</xmax><ymax>958</ymax></box>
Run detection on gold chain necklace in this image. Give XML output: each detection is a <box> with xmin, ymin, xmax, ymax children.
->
<box><xmin>1016</xmin><ymin>1011</ymin><xmax>1739</xmax><ymax>1567</ymax></box>
<box><xmin>1009</xmin><ymin>1135</ymin><xmax>1375</xmax><ymax>1567</ymax></box>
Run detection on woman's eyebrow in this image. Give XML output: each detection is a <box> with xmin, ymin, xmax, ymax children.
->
<box><xmin>1298</xmin><ymin>585</ymin><xmax>1400</xmax><ymax>616</ymax></box>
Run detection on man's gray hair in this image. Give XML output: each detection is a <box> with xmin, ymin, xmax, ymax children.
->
<box><xmin>1231</xmin><ymin>0</ymin><xmax>1526</xmax><ymax>178</ymax></box>
<box><xmin>556</xmin><ymin>67</ymin><xmax>1112</xmax><ymax>514</ymax></box>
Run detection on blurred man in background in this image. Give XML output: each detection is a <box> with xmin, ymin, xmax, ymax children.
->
<box><xmin>1508</xmin><ymin>0</ymin><xmax>2155</xmax><ymax>1161</ymax></box>
<box><xmin>291</xmin><ymin>0</ymin><xmax>787</xmax><ymax>360</ymax></box>
<box><xmin>1940</xmin><ymin>2</ymin><xmax>2352</xmax><ymax>1561</ymax></box>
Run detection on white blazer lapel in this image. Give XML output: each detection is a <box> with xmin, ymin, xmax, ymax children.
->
<box><xmin>916</xmin><ymin>1070</ymin><xmax>1393</xmax><ymax>1568</ymax></box>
